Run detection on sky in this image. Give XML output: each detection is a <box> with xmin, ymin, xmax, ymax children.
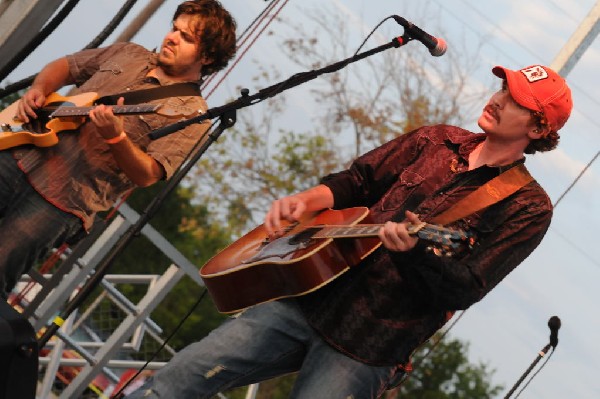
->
<box><xmin>1</xmin><ymin>1</ymin><xmax>599</xmax><ymax>398</ymax></box>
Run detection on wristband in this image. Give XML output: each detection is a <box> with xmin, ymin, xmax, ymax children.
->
<box><xmin>105</xmin><ymin>131</ymin><xmax>127</xmax><ymax>145</ymax></box>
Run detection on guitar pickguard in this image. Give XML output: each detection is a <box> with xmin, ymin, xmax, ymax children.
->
<box><xmin>244</xmin><ymin>227</ymin><xmax>323</xmax><ymax>264</ymax></box>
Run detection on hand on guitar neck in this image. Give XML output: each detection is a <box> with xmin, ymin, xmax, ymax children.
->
<box><xmin>88</xmin><ymin>97</ymin><xmax>126</xmax><ymax>143</ymax></box>
<box><xmin>379</xmin><ymin>210</ymin><xmax>421</xmax><ymax>252</ymax></box>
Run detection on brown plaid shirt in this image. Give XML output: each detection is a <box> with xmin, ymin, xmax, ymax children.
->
<box><xmin>12</xmin><ymin>42</ymin><xmax>210</xmax><ymax>230</ymax></box>
<box><xmin>297</xmin><ymin>125</ymin><xmax>553</xmax><ymax>366</ymax></box>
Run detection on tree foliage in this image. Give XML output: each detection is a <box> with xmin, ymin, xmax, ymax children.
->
<box><xmin>387</xmin><ymin>332</ymin><xmax>503</xmax><ymax>398</ymax></box>
<box><xmin>221</xmin><ymin>332</ymin><xmax>503</xmax><ymax>399</ymax></box>
<box><xmin>278</xmin><ymin>3</ymin><xmax>487</xmax><ymax>156</ymax></box>
<box><xmin>190</xmin><ymin>64</ymin><xmax>345</xmax><ymax>237</ymax></box>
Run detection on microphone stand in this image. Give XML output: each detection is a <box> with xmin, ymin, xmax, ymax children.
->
<box><xmin>37</xmin><ymin>32</ymin><xmax>415</xmax><ymax>347</ymax></box>
<box><xmin>503</xmin><ymin>342</ymin><xmax>553</xmax><ymax>399</ymax></box>
<box><xmin>148</xmin><ymin>33</ymin><xmax>413</xmax><ymax>140</ymax></box>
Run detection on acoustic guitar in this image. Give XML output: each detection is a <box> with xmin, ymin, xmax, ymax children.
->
<box><xmin>200</xmin><ymin>207</ymin><xmax>472</xmax><ymax>313</ymax></box>
<box><xmin>0</xmin><ymin>91</ymin><xmax>193</xmax><ymax>150</ymax></box>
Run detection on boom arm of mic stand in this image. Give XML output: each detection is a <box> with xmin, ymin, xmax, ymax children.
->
<box><xmin>149</xmin><ymin>34</ymin><xmax>411</xmax><ymax>140</ymax></box>
<box><xmin>503</xmin><ymin>343</ymin><xmax>552</xmax><ymax>399</ymax></box>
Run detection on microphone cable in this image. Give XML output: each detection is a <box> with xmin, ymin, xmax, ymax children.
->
<box><xmin>504</xmin><ymin>316</ymin><xmax>561</xmax><ymax>398</ymax></box>
<box><xmin>513</xmin><ymin>348</ymin><xmax>555</xmax><ymax>399</ymax></box>
<box><xmin>110</xmin><ymin>288</ymin><xmax>209</xmax><ymax>399</ymax></box>
<box><xmin>202</xmin><ymin>0</ymin><xmax>291</xmax><ymax>99</ymax></box>
<box><xmin>352</xmin><ymin>16</ymin><xmax>397</xmax><ymax>56</ymax></box>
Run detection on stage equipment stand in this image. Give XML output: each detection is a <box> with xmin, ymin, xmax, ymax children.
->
<box><xmin>503</xmin><ymin>316</ymin><xmax>561</xmax><ymax>398</ymax></box>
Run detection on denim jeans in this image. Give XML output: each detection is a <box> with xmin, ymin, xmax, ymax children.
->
<box><xmin>125</xmin><ymin>299</ymin><xmax>404</xmax><ymax>399</ymax></box>
<box><xmin>0</xmin><ymin>151</ymin><xmax>82</xmax><ymax>297</ymax></box>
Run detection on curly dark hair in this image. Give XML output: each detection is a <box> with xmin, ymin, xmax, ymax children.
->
<box><xmin>524</xmin><ymin>111</ymin><xmax>560</xmax><ymax>154</ymax></box>
<box><xmin>173</xmin><ymin>0</ymin><xmax>237</xmax><ymax>76</ymax></box>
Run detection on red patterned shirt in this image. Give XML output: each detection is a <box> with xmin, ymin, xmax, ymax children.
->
<box><xmin>297</xmin><ymin>125</ymin><xmax>553</xmax><ymax>366</ymax></box>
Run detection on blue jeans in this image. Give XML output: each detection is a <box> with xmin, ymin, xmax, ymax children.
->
<box><xmin>125</xmin><ymin>300</ymin><xmax>404</xmax><ymax>399</ymax></box>
<box><xmin>0</xmin><ymin>151</ymin><xmax>82</xmax><ymax>297</ymax></box>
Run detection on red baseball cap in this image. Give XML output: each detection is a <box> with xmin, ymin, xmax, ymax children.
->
<box><xmin>492</xmin><ymin>65</ymin><xmax>573</xmax><ymax>132</ymax></box>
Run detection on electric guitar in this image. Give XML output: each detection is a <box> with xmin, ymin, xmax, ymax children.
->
<box><xmin>0</xmin><ymin>91</ymin><xmax>195</xmax><ymax>150</ymax></box>
<box><xmin>200</xmin><ymin>207</ymin><xmax>473</xmax><ymax>313</ymax></box>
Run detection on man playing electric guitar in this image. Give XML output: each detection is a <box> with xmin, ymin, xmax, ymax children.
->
<box><xmin>0</xmin><ymin>0</ymin><xmax>236</xmax><ymax>298</ymax></box>
<box><xmin>126</xmin><ymin>64</ymin><xmax>573</xmax><ymax>399</ymax></box>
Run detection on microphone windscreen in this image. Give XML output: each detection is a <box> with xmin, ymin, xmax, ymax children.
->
<box><xmin>548</xmin><ymin>316</ymin><xmax>561</xmax><ymax>330</ymax></box>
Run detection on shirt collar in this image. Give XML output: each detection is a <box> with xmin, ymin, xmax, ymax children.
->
<box><xmin>446</xmin><ymin>131</ymin><xmax>526</xmax><ymax>174</ymax></box>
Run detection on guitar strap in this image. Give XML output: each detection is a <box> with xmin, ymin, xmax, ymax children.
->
<box><xmin>95</xmin><ymin>82</ymin><xmax>201</xmax><ymax>105</ymax></box>
<box><xmin>419</xmin><ymin>164</ymin><xmax>533</xmax><ymax>353</ymax></box>
<box><xmin>429</xmin><ymin>163</ymin><xmax>533</xmax><ymax>226</ymax></box>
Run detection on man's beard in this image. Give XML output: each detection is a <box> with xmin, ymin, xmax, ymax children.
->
<box><xmin>157</xmin><ymin>57</ymin><xmax>200</xmax><ymax>79</ymax></box>
<box><xmin>157</xmin><ymin>59</ymin><xmax>181</xmax><ymax>77</ymax></box>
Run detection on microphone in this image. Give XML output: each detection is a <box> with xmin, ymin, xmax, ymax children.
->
<box><xmin>392</xmin><ymin>16</ymin><xmax>447</xmax><ymax>57</ymax></box>
<box><xmin>548</xmin><ymin>316</ymin><xmax>561</xmax><ymax>348</ymax></box>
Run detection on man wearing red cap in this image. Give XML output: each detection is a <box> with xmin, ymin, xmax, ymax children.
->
<box><xmin>126</xmin><ymin>65</ymin><xmax>572</xmax><ymax>399</ymax></box>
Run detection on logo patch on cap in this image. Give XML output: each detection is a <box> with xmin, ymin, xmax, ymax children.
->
<box><xmin>520</xmin><ymin>65</ymin><xmax>548</xmax><ymax>83</ymax></box>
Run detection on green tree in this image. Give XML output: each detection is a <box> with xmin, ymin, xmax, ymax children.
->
<box><xmin>191</xmin><ymin>65</ymin><xmax>345</xmax><ymax>236</ymax></box>
<box><xmin>387</xmin><ymin>332</ymin><xmax>503</xmax><ymax>398</ymax></box>
<box><xmin>220</xmin><ymin>333</ymin><xmax>503</xmax><ymax>399</ymax></box>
